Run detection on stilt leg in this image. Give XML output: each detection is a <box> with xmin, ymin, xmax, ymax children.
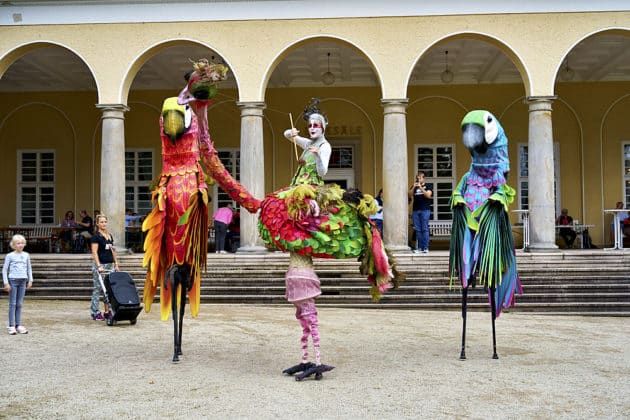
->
<box><xmin>490</xmin><ymin>287</ymin><xmax>499</xmax><ymax>359</ymax></box>
<box><xmin>305</xmin><ymin>309</ymin><xmax>321</xmax><ymax>365</ymax></box>
<box><xmin>286</xmin><ymin>299</ymin><xmax>334</xmax><ymax>381</ymax></box>
<box><xmin>177</xmin><ymin>277</ymin><xmax>186</xmax><ymax>357</ymax></box>
<box><xmin>299</xmin><ymin>315</ymin><xmax>311</xmax><ymax>363</ymax></box>
<box><xmin>460</xmin><ymin>287</ymin><xmax>468</xmax><ymax>360</ymax></box>
<box><xmin>171</xmin><ymin>273</ymin><xmax>180</xmax><ymax>363</ymax></box>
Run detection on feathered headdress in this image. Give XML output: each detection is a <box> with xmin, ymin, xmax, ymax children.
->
<box><xmin>303</xmin><ymin>98</ymin><xmax>328</xmax><ymax>130</ymax></box>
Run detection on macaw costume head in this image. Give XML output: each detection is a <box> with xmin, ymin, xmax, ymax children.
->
<box><xmin>460</xmin><ymin>110</ymin><xmax>510</xmax><ymax>210</ymax></box>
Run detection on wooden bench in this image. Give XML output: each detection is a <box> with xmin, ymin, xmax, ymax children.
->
<box><xmin>26</xmin><ymin>225</ymin><xmax>56</xmax><ymax>252</ymax></box>
<box><xmin>2</xmin><ymin>225</ymin><xmax>55</xmax><ymax>253</ymax></box>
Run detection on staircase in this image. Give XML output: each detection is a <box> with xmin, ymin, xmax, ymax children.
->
<box><xmin>3</xmin><ymin>250</ymin><xmax>629</xmax><ymax>315</ymax></box>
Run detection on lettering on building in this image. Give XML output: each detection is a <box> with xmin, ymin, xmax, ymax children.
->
<box><xmin>326</xmin><ymin>125</ymin><xmax>362</xmax><ymax>136</ymax></box>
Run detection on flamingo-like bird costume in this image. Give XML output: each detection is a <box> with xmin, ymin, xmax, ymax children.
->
<box><xmin>204</xmin><ymin>101</ymin><xmax>402</xmax><ymax>380</ymax></box>
<box><xmin>449</xmin><ymin>110</ymin><xmax>522</xmax><ymax>360</ymax></box>
<box><xmin>142</xmin><ymin>60</ymin><xmax>228</xmax><ymax>362</ymax></box>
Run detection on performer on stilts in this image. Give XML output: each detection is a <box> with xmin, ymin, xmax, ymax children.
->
<box><xmin>280</xmin><ymin>104</ymin><xmax>333</xmax><ymax>380</ymax></box>
<box><xmin>176</xmin><ymin>60</ymin><xmax>403</xmax><ymax>379</ymax></box>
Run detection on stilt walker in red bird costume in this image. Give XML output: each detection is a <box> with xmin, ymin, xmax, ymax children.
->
<box><xmin>142</xmin><ymin>60</ymin><xmax>229</xmax><ymax>362</ymax></box>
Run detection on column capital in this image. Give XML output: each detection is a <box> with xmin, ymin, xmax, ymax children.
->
<box><xmin>524</xmin><ymin>96</ymin><xmax>557</xmax><ymax>112</ymax></box>
<box><xmin>236</xmin><ymin>101</ymin><xmax>266</xmax><ymax>116</ymax></box>
<box><xmin>95</xmin><ymin>103</ymin><xmax>130</xmax><ymax>118</ymax></box>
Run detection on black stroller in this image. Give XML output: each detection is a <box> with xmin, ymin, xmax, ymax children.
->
<box><xmin>98</xmin><ymin>271</ymin><xmax>143</xmax><ymax>326</ymax></box>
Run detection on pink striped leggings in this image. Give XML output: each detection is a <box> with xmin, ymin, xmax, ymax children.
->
<box><xmin>294</xmin><ymin>299</ymin><xmax>320</xmax><ymax>365</ymax></box>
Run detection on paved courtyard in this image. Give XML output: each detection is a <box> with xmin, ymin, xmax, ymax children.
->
<box><xmin>0</xmin><ymin>300</ymin><xmax>628</xmax><ymax>419</ymax></box>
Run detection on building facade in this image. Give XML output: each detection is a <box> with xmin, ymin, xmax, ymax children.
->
<box><xmin>1</xmin><ymin>1</ymin><xmax>629</xmax><ymax>251</ymax></box>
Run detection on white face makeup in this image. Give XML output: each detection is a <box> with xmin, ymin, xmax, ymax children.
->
<box><xmin>307</xmin><ymin>120</ymin><xmax>323</xmax><ymax>139</ymax></box>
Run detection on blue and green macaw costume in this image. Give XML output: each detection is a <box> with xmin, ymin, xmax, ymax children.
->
<box><xmin>449</xmin><ymin>110</ymin><xmax>521</xmax><ymax>316</ymax></box>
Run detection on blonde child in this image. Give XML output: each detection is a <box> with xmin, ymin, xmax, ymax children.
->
<box><xmin>2</xmin><ymin>234</ymin><xmax>33</xmax><ymax>334</ymax></box>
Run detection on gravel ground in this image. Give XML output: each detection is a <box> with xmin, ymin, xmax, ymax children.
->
<box><xmin>0</xmin><ymin>300</ymin><xmax>628</xmax><ymax>419</ymax></box>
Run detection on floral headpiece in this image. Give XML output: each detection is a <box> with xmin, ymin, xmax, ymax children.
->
<box><xmin>181</xmin><ymin>58</ymin><xmax>229</xmax><ymax>102</ymax></box>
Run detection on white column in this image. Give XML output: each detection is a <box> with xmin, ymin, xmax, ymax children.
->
<box><xmin>526</xmin><ymin>96</ymin><xmax>558</xmax><ymax>251</ymax></box>
<box><xmin>236</xmin><ymin>101</ymin><xmax>267</xmax><ymax>253</ymax></box>
<box><xmin>95</xmin><ymin>104</ymin><xmax>129</xmax><ymax>251</ymax></box>
<box><xmin>381</xmin><ymin>99</ymin><xmax>409</xmax><ymax>251</ymax></box>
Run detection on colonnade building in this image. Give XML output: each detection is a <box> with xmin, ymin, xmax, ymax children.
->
<box><xmin>1</xmin><ymin>1</ymin><xmax>629</xmax><ymax>251</ymax></box>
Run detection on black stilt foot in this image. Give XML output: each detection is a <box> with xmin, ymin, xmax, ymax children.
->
<box><xmin>460</xmin><ymin>286</ymin><xmax>468</xmax><ymax>361</ymax></box>
<box><xmin>282</xmin><ymin>362</ymin><xmax>315</xmax><ymax>375</ymax></box>
<box><xmin>490</xmin><ymin>286</ymin><xmax>499</xmax><ymax>360</ymax></box>
<box><xmin>172</xmin><ymin>355</ymin><xmax>180</xmax><ymax>363</ymax></box>
<box><xmin>295</xmin><ymin>364</ymin><xmax>334</xmax><ymax>381</ymax></box>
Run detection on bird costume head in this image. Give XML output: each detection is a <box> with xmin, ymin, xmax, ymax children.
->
<box><xmin>161</xmin><ymin>97</ymin><xmax>192</xmax><ymax>143</ymax></box>
<box><xmin>460</xmin><ymin>110</ymin><xmax>510</xmax><ymax>211</ymax></box>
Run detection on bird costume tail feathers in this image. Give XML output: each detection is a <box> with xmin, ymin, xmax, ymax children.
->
<box><xmin>449</xmin><ymin>197</ymin><xmax>521</xmax><ymax>316</ymax></box>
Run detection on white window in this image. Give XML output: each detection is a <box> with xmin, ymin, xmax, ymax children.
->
<box><xmin>125</xmin><ymin>149</ymin><xmax>154</xmax><ymax>217</ymax></box>
<box><xmin>214</xmin><ymin>149</ymin><xmax>240</xmax><ymax>210</ymax></box>
<box><xmin>517</xmin><ymin>143</ymin><xmax>561</xmax><ymax>217</ymax></box>
<box><xmin>324</xmin><ymin>143</ymin><xmax>358</xmax><ymax>189</ymax></box>
<box><xmin>17</xmin><ymin>150</ymin><xmax>55</xmax><ymax>225</ymax></box>
<box><xmin>414</xmin><ymin>144</ymin><xmax>455</xmax><ymax>221</ymax></box>
<box><xmin>623</xmin><ymin>142</ymin><xmax>630</xmax><ymax>206</ymax></box>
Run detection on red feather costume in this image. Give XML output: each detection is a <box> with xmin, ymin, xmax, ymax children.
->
<box><xmin>142</xmin><ymin>97</ymin><xmax>209</xmax><ymax>321</ymax></box>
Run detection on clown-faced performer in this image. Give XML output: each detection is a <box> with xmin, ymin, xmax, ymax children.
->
<box><xmin>285</xmin><ymin>109</ymin><xmax>331</xmax><ymax>187</ymax></box>
<box><xmin>279</xmin><ymin>105</ymin><xmax>333</xmax><ymax>380</ymax></box>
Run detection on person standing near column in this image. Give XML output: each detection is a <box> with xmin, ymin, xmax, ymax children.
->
<box><xmin>213</xmin><ymin>203</ymin><xmax>234</xmax><ymax>254</ymax></box>
<box><xmin>369</xmin><ymin>189</ymin><xmax>384</xmax><ymax>237</ymax></box>
<box><xmin>409</xmin><ymin>171</ymin><xmax>433</xmax><ymax>253</ymax></box>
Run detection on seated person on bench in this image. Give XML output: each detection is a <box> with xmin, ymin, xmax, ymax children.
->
<box><xmin>556</xmin><ymin>208</ymin><xmax>576</xmax><ymax>249</ymax></box>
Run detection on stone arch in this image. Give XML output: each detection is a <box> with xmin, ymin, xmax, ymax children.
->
<box><xmin>0</xmin><ymin>41</ymin><xmax>98</xmax><ymax>92</ymax></box>
<box><xmin>407</xmin><ymin>32</ymin><xmax>530</xmax><ymax>95</ymax></box>
<box><xmin>555</xmin><ymin>27</ymin><xmax>630</xmax><ymax>85</ymax></box>
<box><xmin>554</xmin><ymin>28</ymin><xmax>630</xmax><ymax>243</ymax></box>
<box><xmin>261</xmin><ymin>35</ymin><xmax>383</xmax><ymax>98</ymax></box>
<box><xmin>120</xmin><ymin>39</ymin><xmax>238</xmax><ymax>104</ymax></box>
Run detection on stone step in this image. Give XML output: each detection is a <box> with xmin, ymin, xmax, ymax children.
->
<box><xmin>4</xmin><ymin>250</ymin><xmax>630</xmax><ymax>315</ymax></box>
